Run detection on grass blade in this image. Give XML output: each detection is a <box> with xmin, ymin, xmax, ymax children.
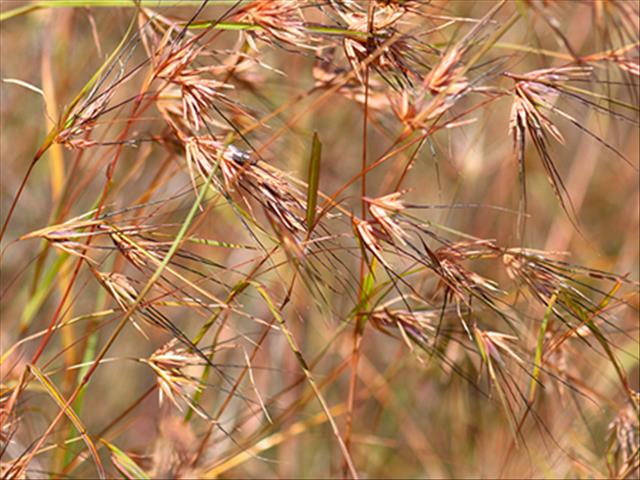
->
<box><xmin>101</xmin><ymin>439</ymin><xmax>149</xmax><ymax>480</ymax></box>
<box><xmin>28</xmin><ymin>364</ymin><xmax>106</xmax><ymax>479</ymax></box>
<box><xmin>306</xmin><ymin>132</ymin><xmax>322</xmax><ymax>232</ymax></box>
<box><xmin>528</xmin><ymin>292</ymin><xmax>557</xmax><ymax>403</ymax></box>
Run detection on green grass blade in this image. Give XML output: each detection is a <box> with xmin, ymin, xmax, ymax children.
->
<box><xmin>62</xmin><ymin>267</ymin><xmax>111</xmax><ymax>469</ymax></box>
<box><xmin>0</xmin><ymin>0</ymin><xmax>231</xmax><ymax>22</ymax></box>
<box><xmin>0</xmin><ymin>4</ymin><xmax>40</xmax><ymax>22</ymax></box>
<box><xmin>29</xmin><ymin>364</ymin><xmax>106</xmax><ymax>479</ymax></box>
<box><xmin>529</xmin><ymin>293</ymin><xmax>557</xmax><ymax>403</ymax></box>
<box><xmin>101</xmin><ymin>439</ymin><xmax>149</xmax><ymax>479</ymax></box>
<box><xmin>20</xmin><ymin>251</ymin><xmax>70</xmax><ymax>331</ymax></box>
<box><xmin>306</xmin><ymin>132</ymin><xmax>322</xmax><ymax>232</ymax></box>
<box><xmin>187</xmin><ymin>20</ymin><xmax>370</xmax><ymax>38</ymax></box>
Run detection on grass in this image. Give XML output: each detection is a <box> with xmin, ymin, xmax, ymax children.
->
<box><xmin>0</xmin><ymin>1</ymin><xmax>638</xmax><ymax>478</ymax></box>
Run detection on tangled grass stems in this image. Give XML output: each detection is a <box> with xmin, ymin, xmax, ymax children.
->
<box><xmin>1</xmin><ymin>1</ymin><xmax>638</xmax><ymax>478</ymax></box>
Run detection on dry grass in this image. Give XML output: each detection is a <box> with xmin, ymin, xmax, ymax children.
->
<box><xmin>0</xmin><ymin>1</ymin><xmax>638</xmax><ymax>478</ymax></box>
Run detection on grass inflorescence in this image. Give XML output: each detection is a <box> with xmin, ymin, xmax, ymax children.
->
<box><xmin>0</xmin><ymin>1</ymin><xmax>638</xmax><ymax>478</ymax></box>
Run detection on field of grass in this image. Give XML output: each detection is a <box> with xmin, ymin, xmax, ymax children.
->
<box><xmin>0</xmin><ymin>1</ymin><xmax>638</xmax><ymax>478</ymax></box>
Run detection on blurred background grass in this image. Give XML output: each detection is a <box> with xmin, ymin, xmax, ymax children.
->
<box><xmin>1</xmin><ymin>1</ymin><xmax>638</xmax><ymax>478</ymax></box>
